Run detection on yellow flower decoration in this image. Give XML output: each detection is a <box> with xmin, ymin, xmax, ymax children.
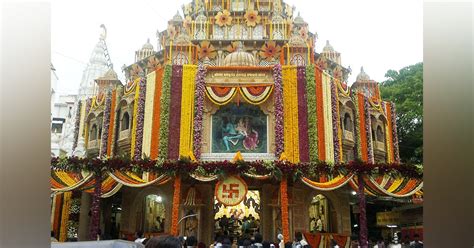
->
<box><xmin>215</xmin><ymin>10</ymin><xmax>232</xmax><ymax>27</ymax></box>
<box><xmin>197</xmin><ymin>40</ymin><xmax>217</xmax><ymax>59</ymax></box>
<box><xmin>259</xmin><ymin>41</ymin><xmax>281</xmax><ymax>61</ymax></box>
<box><xmin>244</xmin><ymin>10</ymin><xmax>261</xmax><ymax>27</ymax></box>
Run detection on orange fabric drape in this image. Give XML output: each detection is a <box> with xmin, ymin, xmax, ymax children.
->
<box><xmin>280</xmin><ymin>177</ymin><xmax>290</xmax><ymax>242</ymax></box>
<box><xmin>150</xmin><ymin>68</ymin><xmax>164</xmax><ymax>159</ymax></box>
<box><xmin>170</xmin><ymin>176</ymin><xmax>182</xmax><ymax>235</ymax></box>
<box><xmin>107</xmin><ymin>90</ymin><xmax>117</xmax><ymax>156</ymax></box>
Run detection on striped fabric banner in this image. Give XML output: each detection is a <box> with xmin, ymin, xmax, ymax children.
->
<box><xmin>282</xmin><ymin>66</ymin><xmax>300</xmax><ymax>163</ymax></box>
<box><xmin>179</xmin><ymin>65</ymin><xmax>198</xmax><ymax>157</ymax></box>
<box><xmin>141</xmin><ymin>71</ymin><xmax>156</xmax><ymax>158</ymax></box>
<box><xmin>322</xmin><ymin>72</ymin><xmax>334</xmax><ymax>163</ymax></box>
<box><xmin>150</xmin><ymin>68</ymin><xmax>164</xmax><ymax>159</ymax></box>
<box><xmin>168</xmin><ymin>65</ymin><xmax>183</xmax><ymax>160</ymax></box>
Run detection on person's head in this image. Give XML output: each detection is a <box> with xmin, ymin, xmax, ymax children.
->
<box><xmin>277</xmin><ymin>234</ymin><xmax>284</xmax><ymax>241</ymax></box>
<box><xmin>330</xmin><ymin>239</ymin><xmax>337</xmax><ymax>247</ymax></box>
<box><xmin>145</xmin><ymin>235</ymin><xmax>182</xmax><ymax>248</ymax></box>
<box><xmin>284</xmin><ymin>242</ymin><xmax>293</xmax><ymax>248</ymax></box>
<box><xmin>142</xmin><ymin>238</ymin><xmax>150</xmax><ymax>245</ymax></box>
<box><xmin>262</xmin><ymin>241</ymin><xmax>270</xmax><ymax>248</ymax></box>
<box><xmin>186</xmin><ymin>236</ymin><xmax>198</xmax><ymax>247</ymax></box>
<box><xmin>198</xmin><ymin>242</ymin><xmax>206</xmax><ymax>248</ymax></box>
<box><xmin>295</xmin><ymin>232</ymin><xmax>303</xmax><ymax>242</ymax></box>
<box><xmin>136</xmin><ymin>230</ymin><xmax>144</xmax><ymax>238</ymax></box>
<box><xmin>243</xmin><ymin>239</ymin><xmax>252</xmax><ymax>247</ymax></box>
<box><xmin>51</xmin><ymin>231</ymin><xmax>55</xmax><ymax>237</ymax></box>
<box><xmin>254</xmin><ymin>233</ymin><xmax>263</xmax><ymax>243</ymax></box>
<box><xmin>223</xmin><ymin>238</ymin><xmax>231</xmax><ymax>246</ymax></box>
<box><xmin>414</xmin><ymin>234</ymin><xmax>420</xmax><ymax>242</ymax></box>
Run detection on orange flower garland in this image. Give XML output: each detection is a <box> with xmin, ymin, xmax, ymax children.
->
<box><xmin>170</xmin><ymin>175</ymin><xmax>182</xmax><ymax>236</ymax></box>
<box><xmin>358</xmin><ymin>93</ymin><xmax>368</xmax><ymax>162</ymax></box>
<box><xmin>280</xmin><ymin>176</ymin><xmax>290</xmax><ymax>242</ymax></box>
<box><xmin>106</xmin><ymin>90</ymin><xmax>117</xmax><ymax>156</ymax></box>
<box><xmin>259</xmin><ymin>41</ymin><xmax>282</xmax><ymax>61</ymax></box>
<box><xmin>150</xmin><ymin>68</ymin><xmax>163</xmax><ymax>159</ymax></box>
<box><xmin>315</xmin><ymin>67</ymin><xmax>326</xmax><ymax>161</ymax></box>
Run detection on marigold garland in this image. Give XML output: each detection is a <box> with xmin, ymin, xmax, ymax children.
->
<box><xmin>106</xmin><ymin>90</ymin><xmax>117</xmax><ymax>156</ymax></box>
<box><xmin>130</xmin><ymin>82</ymin><xmax>141</xmax><ymax>159</ymax></box>
<box><xmin>297</xmin><ymin>66</ymin><xmax>309</xmax><ymax>162</ymax></box>
<box><xmin>330</xmin><ymin>80</ymin><xmax>341</xmax><ymax>163</ymax></box>
<box><xmin>179</xmin><ymin>65</ymin><xmax>198</xmax><ymax>157</ymax></box>
<box><xmin>282</xmin><ymin>66</ymin><xmax>300</xmax><ymax>163</ymax></box>
<box><xmin>363</xmin><ymin>96</ymin><xmax>374</xmax><ymax>163</ymax></box>
<box><xmin>133</xmin><ymin>79</ymin><xmax>147</xmax><ymax>160</ymax></box>
<box><xmin>193</xmin><ymin>65</ymin><xmax>207</xmax><ymax>159</ymax></box>
<box><xmin>170</xmin><ymin>176</ymin><xmax>182</xmax><ymax>235</ymax></box>
<box><xmin>89</xmin><ymin>174</ymin><xmax>102</xmax><ymax>240</ymax></box>
<box><xmin>72</xmin><ymin>101</ymin><xmax>82</xmax><ymax>152</ymax></box>
<box><xmin>272</xmin><ymin>64</ymin><xmax>284</xmax><ymax>158</ymax></box>
<box><xmin>352</xmin><ymin>94</ymin><xmax>363</xmax><ymax>159</ymax></box>
<box><xmin>158</xmin><ymin>65</ymin><xmax>173</xmax><ymax>160</ymax></box>
<box><xmin>280</xmin><ymin>176</ymin><xmax>290</xmax><ymax>242</ymax></box>
<box><xmin>322</xmin><ymin>72</ymin><xmax>334</xmax><ymax>163</ymax></box>
<box><xmin>357</xmin><ymin>94</ymin><xmax>368</xmax><ymax>162</ymax></box>
<box><xmin>142</xmin><ymin>72</ymin><xmax>157</xmax><ymax>158</ymax></box>
<box><xmin>100</xmin><ymin>90</ymin><xmax>112</xmax><ymax>157</ymax></box>
<box><xmin>168</xmin><ymin>65</ymin><xmax>183</xmax><ymax>160</ymax></box>
<box><xmin>150</xmin><ymin>68</ymin><xmax>164</xmax><ymax>159</ymax></box>
<box><xmin>390</xmin><ymin>102</ymin><xmax>400</xmax><ymax>162</ymax></box>
<box><xmin>306</xmin><ymin>65</ymin><xmax>318</xmax><ymax>162</ymax></box>
<box><xmin>315</xmin><ymin>68</ymin><xmax>326</xmax><ymax>161</ymax></box>
<box><xmin>59</xmin><ymin>191</ymin><xmax>72</xmax><ymax>242</ymax></box>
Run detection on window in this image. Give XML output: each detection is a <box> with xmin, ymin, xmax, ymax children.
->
<box><xmin>90</xmin><ymin>124</ymin><xmax>97</xmax><ymax>140</ymax></box>
<box><xmin>121</xmin><ymin>112</ymin><xmax>130</xmax><ymax>131</ymax></box>
<box><xmin>51</xmin><ymin>123</ymin><xmax>63</xmax><ymax>134</ymax></box>
<box><xmin>343</xmin><ymin>113</ymin><xmax>353</xmax><ymax>131</ymax></box>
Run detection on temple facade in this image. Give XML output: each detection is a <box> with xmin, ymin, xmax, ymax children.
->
<box><xmin>51</xmin><ymin>1</ymin><xmax>409</xmax><ymax>246</ymax></box>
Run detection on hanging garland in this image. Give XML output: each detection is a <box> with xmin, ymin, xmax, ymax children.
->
<box><xmin>150</xmin><ymin>68</ymin><xmax>164</xmax><ymax>160</ymax></box>
<box><xmin>51</xmin><ymin>156</ymin><xmax>422</xmax><ymax>181</ymax></box>
<box><xmin>193</xmin><ymin>65</ymin><xmax>207</xmax><ymax>159</ymax></box>
<box><xmin>170</xmin><ymin>176</ymin><xmax>182</xmax><ymax>236</ymax></box>
<box><xmin>364</xmin><ymin>96</ymin><xmax>374</xmax><ymax>163</ymax></box>
<box><xmin>107</xmin><ymin>90</ymin><xmax>117</xmax><ymax>156</ymax></box>
<box><xmin>390</xmin><ymin>102</ymin><xmax>400</xmax><ymax>163</ymax></box>
<box><xmin>280</xmin><ymin>176</ymin><xmax>290</xmax><ymax>243</ymax></box>
<box><xmin>72</xmin><ymin>101</ymin><xmax>82</xmax><ymax>152</ymax></box>
<box><xmin>158</xmin><ymin>65</ymin><xmax>173</xmax><ymax>160</ymax></box>
<box><xmin>297</xmin><ymin>66</ymin><xmax>309</xmax><ymax>162</ymax></box>
<box><xmin>66</xmin><ymin>191</ymin><xmax>81</xmax><ymax>240</ymax></box>
<box><xmin>272</xmin><ymin>64</ymin><xmax>284</xmax><ymax>158</ymax></box>
<box><xmin>179</xmin><ymin>65</ymin><xmax>198</xmax><ymax>157</ymax></box>
<box><xmin>352</xmin><ymin>94</ymin><xmax>363</xmax><ymax>159</ymax></box>
<box><xmin>100</xmin><ymin>90</ymin><xmax>112</xmax><ymax>157</ymax></box>
<box><xmin>133</xmin><ymin>78</ymin><xmax>147</xmax><ymax>160</ymax></box>
<box><xmin>330</xmin><ymin>80</ymin><xmax>341</xmax><ymax>163</ymax></box>
<box><xmin>305</xmin><ymin>65</ymin><xmax>318</xmax><ymax>162</ymax></box>
<box><xmin>168</xmin><ymin>65</ymin><xmax>183</xmax><ymax>160</ymax></box>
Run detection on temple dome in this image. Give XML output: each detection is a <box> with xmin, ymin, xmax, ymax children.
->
<box><xmin>142</xmin><ymin>38</ymin><xmax>154</xmax><ymax>50</ymax></box>
<box><xmin>322</xmin><ymin>40</ymin><xmax>334</xmax><ymax>52</ymax></box>
<box><xmin>223</xmin><ymin>42</ymin><xmax>256</xmax><ymax>66</ymax></box>
<box><xmin>294</xmin><ymin>12</ymin><xmax>306</xmax><ymax>25</ymax></box>
<box><xmin>98</xmin><ymin>68</ymin><xmax>118</xmax><ymax>80</ymax></box>
<box><xmin>356</xmin><ymin>67</ymin><xmax>371</xmax><ymax>81</ymax></box>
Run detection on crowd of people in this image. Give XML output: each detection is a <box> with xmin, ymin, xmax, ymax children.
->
<box><xmin>132</xmin><ymin>231</ymin><xmax>423</xmax><ymax>248</ymax></box>
<box><xmin>347</xmin><ymin>233</ymin><xmax>423</xmax><ymax>248</ymax></box>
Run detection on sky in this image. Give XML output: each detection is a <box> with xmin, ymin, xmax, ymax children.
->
<box><xmin>52</xmin><ymin>0</ymin><xmax>422</xmax><ymax>95</ymax></box>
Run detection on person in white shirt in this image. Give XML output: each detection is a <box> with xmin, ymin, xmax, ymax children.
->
<box><xmin>135</xmin><ymin>230</ymin><xmax>146</xmax><ymax>243</ymax></box>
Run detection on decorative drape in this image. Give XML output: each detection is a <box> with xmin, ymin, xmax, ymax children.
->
<box><xmin>282</xmin><ymin>66</ymin><xmax>300</xmax><ymax>163</ymax></box>
<box><xmin>142</xmin><ymin>71</ymin><xmax>157</xmax><ymax>158</ymax></box>
<box><xmin>51</xmin><ymin>171</ymin><xmax>93</xmax><ymax>192</ymax></box>
<box><xmin>301</xmin><ymin>173</ymin><xmax>354</xmax><ymax>191</ymax></box>
<box><xmin>205</xmin><ymin>84</ymin><xmax>273</xmax><ymax>106</ymax></box>
<box><xmin>179</xmin><ymin>65</ymin><xmax>198</xmax><ymax>157</ymax></box>
<box><xmin>304</xmin><ymin>232</ymin><xmax>350</xmax><ymax>248</ymax></box>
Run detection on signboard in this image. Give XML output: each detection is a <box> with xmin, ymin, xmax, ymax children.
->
<box><xmin>206</xmin><ymin>70</ymin><xmax>274</xmax><ymax>86</ymax></box>
<box><xmin>376</xmin><ymin>211</ymin><xmax>401</xmax><ymax>226</ymax></box>
<box><xmin>215</xmin><ymin>175</ymin><xmax>248</xmax><ymax>206</ymax></box>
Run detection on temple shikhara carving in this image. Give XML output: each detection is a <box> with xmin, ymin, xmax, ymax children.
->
<box><xmin>50</xmin><ymin>1</ymin><xmax>423</xmax><ymax>247</ymax></box>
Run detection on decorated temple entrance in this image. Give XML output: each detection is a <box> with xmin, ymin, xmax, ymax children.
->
<box><xmin>213</xmin><ymin>189</ymin><xmax>261</xmax><ymax>238</ymax></box>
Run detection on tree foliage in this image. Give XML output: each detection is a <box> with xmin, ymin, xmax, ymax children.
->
<box><xmin>380</xmin><ymin>63</ymin><xmax>423</xmax><ymax>163</ymax></box>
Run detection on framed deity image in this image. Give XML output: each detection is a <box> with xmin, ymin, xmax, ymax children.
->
<box><xmin>211</xmin><ymin>103</ymin><xmax>268</xmax><ymax>153</ymax></box>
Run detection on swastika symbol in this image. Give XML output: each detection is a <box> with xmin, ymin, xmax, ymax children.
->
<box><xmin>222</xmin><ymin>183</ymin><xmax>240</xmax><ymax>198</ymax></box>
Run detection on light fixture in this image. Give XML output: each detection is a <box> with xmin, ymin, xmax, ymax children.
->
<box><xmin>156</xmin><ymin>196</ymin><xmax>162</xmax><ymax>203</ymax></box>
<box><xmin>351</xmin><ymin>191</ymin><xmax>357</xmax><ymax>195</ymax></box>
<box><xmin>117</xmin><ymin>207</ymin><xmax>122</xmax><ymax>211</ymax></box>
<box><xmin>353</xmin><ymin>224</ymin><xmax>358</xmax><ymax>227</ymax></box>
<box><xmin>387</xmin><ymin>225</ymin><xmax>398</xmax><ymax>228</ymax></box>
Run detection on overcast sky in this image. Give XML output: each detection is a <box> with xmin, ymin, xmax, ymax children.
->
<box><xmin>52</xmin><ymin>0</ymin><xmax>422</xmax><ymax>95</ymax></box>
